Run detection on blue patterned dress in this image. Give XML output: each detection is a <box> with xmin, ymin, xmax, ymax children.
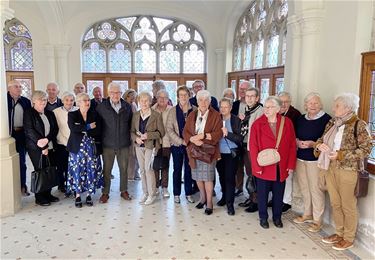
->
<box><xmin>67</xmin><ymin>134</ymin><xmax>103</xmax><ymax>194</ymax></box>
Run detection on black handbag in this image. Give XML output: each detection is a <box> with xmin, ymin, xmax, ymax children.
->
<box><xmin>30</xmin><ymin>155</ymin><xmax>59</xmax><ymax>193</ymax></box>
<box><xmin>152</xmin><ymin>149</ymin><xmax>170</xmax><ymax>171</ymax></box>
<box><xmin>224</xmin><ymin>138</ymin><xmax>238</xmax><ymax>159</ymax></box>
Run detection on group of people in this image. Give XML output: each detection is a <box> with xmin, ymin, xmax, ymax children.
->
<box><xmin>7</xmin><ymin>78</ymin><xmax>372</xmax><ymax>251</ymax></box>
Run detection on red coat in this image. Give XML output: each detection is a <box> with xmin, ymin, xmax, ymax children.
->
<box><xmin>249</xmin><ymin>114</ymin><xmax>296</xmax><ymax>182</ymax></box>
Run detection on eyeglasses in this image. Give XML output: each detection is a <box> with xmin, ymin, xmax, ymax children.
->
<box><xmin>246</xmin><ymin>94</ymin><xmax>256</xmax><ymax>98</ymax></box>
<box><xmin>109</xmin><ymin>91</ymin><xmax>122</xmax><ymax>95</ymax></box>
<box><xmin>264</xmin><ymin>106</ymin><xmax>277</xmax><ymax>110</ymax></box>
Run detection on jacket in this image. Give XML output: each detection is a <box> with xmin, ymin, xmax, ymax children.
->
<box><xmin>53</xmin><ymin>106</ymin><xmax>78</xmax><ymax>146</ymax></box>
<box><xmin>151</xmin><ymin>103</ymin><xmax>172</xmax><ymax>148</ymax></box>
<box><xmin>96</xmin><ymin>98</ymin><xmax>133</xmax><ymax>149</ymax></box>
<box><xmin>7</xmin><ymin>92</ymin><xmax>31</xmax><ymax>136</ymax></box>
<box><xmin>249</xmin><ymin>114</ymin><xmax>296</xmax><ymax>182</ymax></box>
<box><xmin>314</xmin><ymin>115</ymin><xmax>372</xmax><ymax>171</ymax></box>
<box><xmin>131</xmin><ymin>109</ymin><xmax>165</xmax><ymax>151</ymax></box>
<box><xmin>183</xmin><ymin>107</ymin><xmax>223</xmax><ymax>168</ymax></box>
<box><xmin>225</xmin><ymin>114</ymin><xmax>243</xmax><ymax>147</ymax></box>
<box><xmin>282</xmin><ymin>105</ymin><xmax>301</xmax><ymax>130</ymax></box>
<box><xmin>23</xmin><ymin>108</ymin><xmax>58</xmax><ymax>152</ymax></box>
<box><xmin>67</xmin><ymin>109</ymin><xmax>102</xmax><ymax>154</ymax></box>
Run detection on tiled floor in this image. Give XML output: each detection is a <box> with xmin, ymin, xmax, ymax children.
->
<box><xmin>1</xmin><ymin>162</ymin><xmax>372</xmax><ymax>259</ymax></box>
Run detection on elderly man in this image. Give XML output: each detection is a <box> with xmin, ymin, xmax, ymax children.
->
<box><xmin>73</xmin><ymin>82</ymin><xmax>86</xmax><ymax>95</ymax></box>
<box><xmin>7</xmin><ymin>80</ymin><xmax>32</xmax><ymax>196</ymax></box>
<box><xmin>231</xmin><ymin>80</ymin><xmax>249</xmax><ymax>116</ymax></box>
<box><xmin>189</xmin><ymin>80</ymin><xmax>219</xmax><ymax>111</ymax></box>
<box><xmin>151</xmin><ymin>80</ymin><xmax>173</xmax><ymax>106</ymax></box>
<box><xmin>46</xmin><ymin>82</ymin><xmax>63</xmax><ymax>111</ymax></box>
<box><xmin>90</xmin><ymin>86</ymin><xmax>105</xmax><ymax>111</ymax></box>
<box><xmin>96</xmin><ymin>82</ymin><xmax>133</xmax><ymax>203</ymax></box>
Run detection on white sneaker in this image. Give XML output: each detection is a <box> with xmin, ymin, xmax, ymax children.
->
<box><xmin>155</xmin><ymin>189</ymin><xmax>160</xmax><ymax>195</ymax></box>
<box><xmin>186</xmin><ymin>195</ymin><xmax>195</xmax><ymax>203</ymax></box>
<box><xmin>139</xmin><ymin>194</ymin><xmax>148</xmax><ymax>204</ymax></box>
<box><xmin>144</xmin><ymin>195</ymin><xmax>155</xmax><ymax>205</ymax></box>
<box><xmin>174</xmin><ymin>196</ymin><xmax>180</xmax><ymax>204</ymax></box>
<box><xmin>163</xmin><ymin>188</ymin><xmax>170</xmax><ymax>198</ymax></box>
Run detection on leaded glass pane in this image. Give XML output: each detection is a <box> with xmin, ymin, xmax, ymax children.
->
<box><xmin>275</xmin><ymin>78</ymin><xmax>284</xmax><ymax>94</ymax></box>
<box><xmin>87</xmin><ymin>80</ymin><xmax>104</xmax><ymax>99</ymax></box>
<box><xmin>153</xmin><ymin>18</ymin><xmax>173</xmax><ymax>33</ymax></box>
<box><xmin>137</xmin><ymin>80</ymin><xmax>153</xmax><ymax>94</ymax></box>
<box><xmin>9</xmin><ymin>24</ymin><xmax>31</xmax><ymax>38</ymax></box>
<box><xmin>164</xmin><ymin>81</ymin><xmax>178</xmax><ymax>105</ymax></box>
<box><xmin>14</xmin><ymin>78</ymin><xmax>32</xmax><ymax>99</ymax></box>
<box><xmin>109</xmin><ymin>43</ymin><xmax>131</xmax><ymax>73</ymax></box>
<box><xmin>234</xmin><ymin>46</ymin><xmax>242</xmax><ymax>71</ymax></box>
<box><xmin>120</xmin><ymin>30</ymin><xmax>130</xmax><ymax>41</ymax></box>
<box><xmin>279</xmin><ymin>0</ymin><xmax>288</xmax><ymax>19</ymax></box>
<box><xmin>83</xmin><ymin>42</ymin><xmax>106</xmax><ymax>72</ymax></box>
<box><xmin>231</xmin><ymin>80</ymin><xmax>236</xmax><ymax>90</ymax></box>
<box><xmin>267</xmin><ymin>35</ymin><xmax>279</xmax><ymax>67</ymax></box>
<box><xmin>134</xmin><ymin>18</ymin><xmax>156</xmax><ymax>42</ymax></box>
<box><xmin>254</xmin><ymin>40</ymin><xmax>264</xmax><ymax>68</ymax></box>
<box><xmin>10</xmin><ymin>41</ymin><xmax>33</xmax><ymax>71</ymax></box>
<box><xmin>282</xmin><ymin>35</ymin><xmax>287</xmax><ymax>65</ymax></box>
<box><xmin>260</xmin><ymin>78</ymin><xmax>270</xmax><ymax>104</ymax></box>
<box><xmin>249</xmin><ymin>78</ymin><xmax>256</xmax><ymax>87</ymax></box>
<box><xmin>116</xmin><ymin>17</ymin><xmax>136</xmax><ymax>31</ymax></box>
<box><xmin>194</xmin><ymin>31</ymin><xmax>203</xmax><ymax>43</ymax></box>
<box><xmin>97</xmin><ymin>22</ymin><xmax>116</xmax><ymax>40</ymax></box>
<box><xmin>173</xmin><ymin>24</ymin><xmax>190</xmax><ymax>42</ymax></box>
<box><xmin>134</xmin><ymin>44</ymin><xmax>156</xmax><ymax>73</ymax></box>
<box><xmin>84</xmin><ymin>28</ymin><xmax>94</xmax><ymax>41</ymax></box>
<box><xmin>183</xmin><ymin>44</ymin><xmax>204</xmax><ymax>73</ymax></box>
<box><xmin>160</xmin><ymin>44</ymin><xmax>180</xmax><ymax>73</ymax></box>
<box><xmin>161</xmin><ymin>31</ymin><xmax>170</xmax><ymax>42</ymax></box>
<box><xmin>186</xmin><ymin>81</ymin><xmax>195</xmax><ymax>89</ymax></box>
<box><xmin>244</xmin><ymin>43</ymin><xmax>252</xmax><ymax>70</ymax></box>
<box><xmin>112</xmin><ymin>80</ymin><xmax>129</xmax><ymax>94</ymax></box>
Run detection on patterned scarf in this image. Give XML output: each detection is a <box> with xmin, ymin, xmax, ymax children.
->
<box><xmin>240</xmin><ymin>102</ymin><xmax>262</xmax><ymax>137</ymax></box>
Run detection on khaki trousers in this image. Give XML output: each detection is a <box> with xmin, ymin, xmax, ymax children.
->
<box><xmin>135</xmin><ymin>147</ymin><xmax>156</xmax><ymax>196</ymax></box>
<box><xmin>296</xmin><ymin>160</ymin><xmax>325</xmax><ymax>222</ymax></box>
<box><xmin>325</xmin><ymin>163</ymin><xmax>358</xmax><ymax>242</ymax></box>
<box><xmin>102</xmin><ymin>147</ymin><xmax>129</xmax><ymax>194</ymax></box>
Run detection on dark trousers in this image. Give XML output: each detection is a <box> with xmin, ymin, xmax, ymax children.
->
<box><xmin>13</xmin><ymin>131</ymin><xmax>27</xmax><ymax>188</ymax></box>
<box><xmin>28</xmin><ymin>149</ymin><xmax>55</xmax><ymax>202</ymax></box>
<box><xmin>216</xmin><ymin>153</ymin><xmax>238</xmax><ymax>206</ymax></box>
<box><xmin>154</xmin><ymin>147</ymin><xmax>171</xmax><ymax>188</ymax></box>
<box><xmin>257</xmin><ymin>167</ymin><xmax>285</xmax><ymax>221</ymax></box>
<box><xmin>236</xmin><ymin>144</ymin><xmax>252</xmax><ymax>191</ymax></box>
<box><xmin>171</xmin><ymin>146</ymin><xmax>193</xmax><ymax>196</ymax></box>
<box><xmin>102</xmin><ymin>147</ymin><xmax>129</xmax><ymax>194</ymax></box>
<box><xmin>55</xmin><ymin>144</ymin><xmax>69</xmax><ymax>188</ymax></box>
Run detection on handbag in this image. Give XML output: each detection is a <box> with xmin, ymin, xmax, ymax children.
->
<box><xmin>353</xmin><ymin>120</ymin><xmax>369</xmax><ymax>198</ymax></box>
<box><xmin>30</xmin><ymin>154</ymin><xmax>59</xmax><ymax>193</ymax></box>
<box><xmin>257</xmin><ymin>116</ymin><xmax>285</xmax><ymax>167</ymax></box>
<box><xmin>152</xmin><ymin>148</ymin><xmax>170</xmax><ymax>171</ymax></box>
<box><xmin>224</xmin><ymin>138</ymin><xmax>238</xmax><ymax>159</ymax></box>
<box><xmin>189</xmin><ymin>143</ymin><xmax>216</xmax><ymax>164</ymax></box>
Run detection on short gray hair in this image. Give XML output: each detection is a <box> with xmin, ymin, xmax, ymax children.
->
<box><xmin>247</xmin><ymin>87</ymin><xmax>260</xmax><ymax>97</ymax></box>
<box><xmin>61</xmin><ymin>91</ymin><xmax>75</xmax><ymax>101</ymax></box>
<box><xmin>196</xmin><ymin>89</ymin><xmax>211</xmax><ymax>103</ymax></box>
<box><xmin>137</xmin><ymin>91</ymin><xmax>153</xmax><ymax>103</ymax></box>
<box><xmin>108</xmin><ymin>82</ymin><xmax>121</xmax><ymax>93</ymax></box>
<box><xmin>264</xmin><ymin>96</ymin><xmax>282</xmax><ymax>108</ymax></box>
<box><xmin>220</xmin><ymin>97</ymin><xmax>233</xmax><ymax>107</ymax></box>
<box><xmin>222</xmin><ymin>88</ymin><xmax>236</xmax><ymax>100</ymax></box>
<box><xmin>76</xmin><ymin>93</ymin><xmax>90</xmax><ymax>105</ymax></box>
<box><xmin>156</xmin><ymin>89</ymin><xmax>169</xmax><ymax>98</ymax></box>
<box><xmin>152</xmin><ymin>80</ymin><xmax>165</xmax><ymax>90</ymax></box>
<box><xmin>304</xmin><ymin>92</ymin><xmax>322</xmax><ymax>110</ymax></box>
<box><xmin>123</xmin><ymin>89</ymin><xmax>137</xmax><ymax>100</ymax></box>
<box><xmin>31</xmin><ymin>90</ymin><xmax>47</xmax><ymax>103</ymax></box>
<box><xmin>334</xmin><ymin>93</ymin><xmax>360</xmax><ymax>113</ymax></box>
<box><xmin>192</xmin><ymin>79</ymin><xmax>205</xmax><ymax>88</ymax></box>
<box><xmin>278</xmin><ymin>91</ymin><xmax>292</xmax><ymax>101</ymax></box>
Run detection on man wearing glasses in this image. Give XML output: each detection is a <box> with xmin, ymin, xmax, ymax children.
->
<box><xmin>96</xmin><ymin>82</ymin><xmax>133</xmax><ymax>203</ymax></box>
<box><xmin>189</xmin><ymin>80</ymin><xmax>219</xmax><ymax>111</ymax></box>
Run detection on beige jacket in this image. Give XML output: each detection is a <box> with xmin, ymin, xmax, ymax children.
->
<box><xmin>152</xmin><ymin>103</ymin><xmax>172</xmax><ymax>148</ymax></box>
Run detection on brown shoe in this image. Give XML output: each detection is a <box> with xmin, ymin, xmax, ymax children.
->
<box><xmin>293</xmin><ymin>215</ymin><xmax>313</xmax><ymax>224</ymax></box>
<box><xmin>307</xmin><ymin>223</ymin><xmax>322</xmax><ymax>233</ymax></box>
<box><xmin>99</xmin><ymin>194</ymin><xmax>109</xmax><ymax>203</ymax></box>
<box><xmin>332</xmin><ymin>239</ymin><xmax>353</xmax><ymax>251</ymax></box>
<box><xmin>120</xmin><ymin>191</ymin><xmax>132</xmax><ymax>200</ymax></box>
<box><xmin>322</xmin><ymin>234</ymin><xmax>343</xmax><ymax>244</ymax></box>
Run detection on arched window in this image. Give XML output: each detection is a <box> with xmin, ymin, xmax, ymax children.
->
<box><xmin>82</xmin><ymin>15</ymin><xmax>207</xmax><ymax>100</ymax></box>
<box><xmin>3</xmin><ymin>18</ymin><xmax>34</xmax><ymax>99</ymax></box>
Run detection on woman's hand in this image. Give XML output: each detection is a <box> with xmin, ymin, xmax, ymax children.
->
<box><xmin>135</xmin><ymin>137</ymin><xmax>144</xmax><ymax>145</ymax></box>
<box><xmin>298</xmin><ymin>140</ymin><xmax>315</xmax><ymax>149</ymax></box>
<box><xmin>238</xmin><ymin>114</ymin><xmax>245</xmax><ymax>120</ymax></box>
<box><xmin>328</xmin><ymin>151</ymin><xmax>338</xmax><ymax>160</ymax></box>
<box><xmin>190</xmin><ymin>133</ymin><xmax>204</xmax><ymax>143</ymax></box>
<box><xmin>317</xmin><ymin>143</ymin><xmax>331</xmax><ymax>153</ymax></box>
<box><xmin>140</xmin><ymin>133</ymin><xmax>148</xmax><ymax>140</ymax></box>
<box><xmin>89</xmin><ymin>122</ymin><xmax>96</xmax><ymax>129</ymax></box>
<box><xmin>193</xmin><ymin>140</ymin><xmax>204</xmax><ymax>146</ymax></box>
<box><xmin>42</xmin><ymin>148</ymin><xmax>48</xmax><ymax>155</ymax></box>
<box><xmin>221</xmin><ymin>127</ymin><xmax>228</xmax><ymax>137</ymax></box>
<box><xmin>37</xmin><ymin>138</ymin><xmax>48</xmax><ymax>148</ymax></box>
<box><xmin>287</xmin><ymin>169</ymin><xmax>294</xmax><ymax>175</ymax></box>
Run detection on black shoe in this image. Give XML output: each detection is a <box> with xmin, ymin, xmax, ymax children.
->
<box><xmin>234</xmin><ymin>189</ymin><xmax>243</xmax><ymax>197</ymax></box>
<box><xmin>212</xmin><ymin>190</ymin><xmax>216</xmax><ymax>197</ymax></box>
<box><xmin>47</xmin><ymin>194</ymin><xmax>60</xmax><ymax>203</ymax></box>
<box><xmin>35</xmin><ymin>200</ymin><xmax>51</xmax><ymax>206</ymax></box>
<box><xmin>227</xmin><ymin>205</ymin><xmax>235</xmax><ymax>216</ymax></box>
<box><xmin>239</xmin><ymin>198</ymin><xmax>252</xmax><ymax>207</ymax></box>
<box><xmin>195</xmin><ymin>201</ymin><xmax>206</xmax><ymax>209</ymax></box>
<box><xmin>260</xmin><ymin>219</ymin><xmax>269</xmax><ymax>229</ymax></box>
<box><xmin>58</xmin><ymin>186</ymin><xmax>66</xmax><ymax>193</ymax></box>
<box><xmin>273</xmin><ymin>219</ymin><xmax>283</xmax><ymax>228</ymax></box>
<box><xmin>75</xmin><ymin>197</ymin><xmax>82</xmax><ymax>208</ymax></box>
<box><xmin>86</xmin><ymin>195</ymin><xmax>93</xmax><ymax>206</ymax></box>
<box><xmin>205</xmin><ymin>208</ymin><xmax>213</xmax><ymax>215</ymax></box>
<box><xmin>217</xmin><ymin>198</ymin><xmax>226</xmax><ymax>206</ymax></box>
<box><xmin>282</xmin><ymin>203</ymin><xmax>291</xmax><ymax>213</ymax></box>
<box><xmin>245</xmin><ymin>202</ymin><xmax>258</xmax><ymax>213</ymax></box>
<box><xmin>267</xmin><ymin>200</ymin><xmax>273</xmax><ymax>207</ymax></box>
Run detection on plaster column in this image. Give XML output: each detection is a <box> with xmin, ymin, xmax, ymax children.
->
<box><xmin>55</xmin><ymin>44</ymin><xmax>71</xmax><ymax>91</ymax></box>
<box><xmin>214</xmin><ymin>48</ymin><xmax>225</xmax><ymax>96</ymax></box>
<box><xmin>42</xmin><ymin>44</ymin><xmax>56</xmax><ymax>84</ymax></box>
<box><xmin>0</xmin><ymin>0</ymin><xmax>22</xmax><ymax>217</ymax></box>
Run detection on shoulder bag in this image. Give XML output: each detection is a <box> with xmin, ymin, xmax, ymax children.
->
<box><xmin>353</xmin><ymin>120</ymin><xmax>369</xmax><ymax>198</ymax></box>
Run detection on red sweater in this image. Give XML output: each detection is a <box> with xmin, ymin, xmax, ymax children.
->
<box><xmin>249</xmin><ymin>114</ymin><xmax>296</xmax><ymax>182</ymax></box>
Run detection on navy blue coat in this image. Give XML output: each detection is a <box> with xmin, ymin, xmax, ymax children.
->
<box><xmin>7</xmin><ymin>92</ymin><xmax>31</xmax><ymax>136</ymax></box>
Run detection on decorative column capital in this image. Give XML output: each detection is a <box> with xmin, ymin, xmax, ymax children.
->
<box><xmin>287</xmin><ymin>14</ymin><xmax>302</xmax><ymax>39</ymax></box>
<box><xmin>42</xmin><ymin>45</ymin><xmax>55</xmax><ymax>58</ymax></box>
<box><xmin>299</xmin><ymin>9</ymin><xmax>324</xmax><ymax>36</ymax></box>
<box><xmin>55</xmin><ymin>45</ymin><xmax>71</xmax><ymax>58</ymax></box>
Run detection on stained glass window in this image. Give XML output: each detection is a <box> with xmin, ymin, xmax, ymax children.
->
<box><xmin>233</xmin><ymin>0</ymin><xmax>287</xmax><ymax>70</ymax></box>
<box><xmin>14</xmin><ymin>78</ymin><xmax>32</xmax><ymax>99</ymax></box>
<box><xmin>164</xmin><ymin>81</ymin><xmax>178</xmax><ymax>105</ymax></box>
<box><xmin>260</xmin><ymin>78</ymin><xmax>270</xmax><ymax>104</ymax></box>
<box><xmin>112</xmin><ymin>80</ymin><xmax>128</xmax><ymax>94</ymax></box>
<box><xmin>137</xmin><ymin>81</ymin><xmax>153</xmax><ymax>94</ymax></box>
<box><xmin>3</xmin><ymin>18</ymin><xmax>33</xmax><ymax>71</ymax></box>
<box><xmin>82</xmin><ymin>15</ymin><xmax>206</xmax><ymax>74</ymax></box>
<box><xmin>231</xmin><ymin>80</ymin><xmax>237</xmax><ymax>90</ymax></box>
<box><xmin>369</xmin><ymin>71</ymin><xmax>375</xmax><ymax>161</ymax></box>
<box><xmin>275</xmin><ymin>78</ymin><xmax>285</xmax><ymax>94</ymax></box>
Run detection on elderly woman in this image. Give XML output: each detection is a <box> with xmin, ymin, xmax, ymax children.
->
<box><xmin>123</xmin><ymin>89</ymin><xmax>140</xmax><ymax>180</ymax></box>
<box><xmin>293</xmin><ymin>93</ymin><xmax>331</xmax><ymax>232</ymax></box>
<box><xmin>152</xmin><ymin>89</ymin><xmax>172</xmax><ymax>197</ymax></box>
<box><xmin>24</xmin><ymin>90</ymin><xmax>59</xmax><ymax>206</ymax></box>
<box><xmin>53</xmin><ymin>92</ymin><xmax>78</xmax><ymax>194</ymax></box>
<box><xmin>166</xmin><ymin>86</ymin><xmax>197</xmax><ymax>204</ymax></box>
<box><xmin>315</xmin><ymin>93</ymin><xmax>372</xmax><ymax>251</ymax></box>
<box><xmin>131</xmin><ymin>91</ymin><xmax>165</xmax><ymax>205</ymax></box>
<box><xmin>67</xmin><ymin>93</ymin><xmax>103</xmax><ymax>207</ymax></box>
<box><xmin>250</xmin><ymin>96</ymin><xmax>296</xmax><ymax>228</ymax></box>
<box><xmin>183</xmin><ymin>90</ymin><xmax>223</xmax><ymax>215</ymax></box>
<box><xmin>222</xmin><ymin>88</ymin><xmax>236</xmax><ymax>102</ymax></box>
<box><xmin>216</xmin><ymin>98</ymin><xmax>243</xmax><ymax>215</ymax></box>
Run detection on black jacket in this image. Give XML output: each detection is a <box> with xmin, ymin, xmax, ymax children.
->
<box><xmin>23</xmin><ymin>108</ymin><xmax>58</xmax><ymax>152</ymax></box>
<box><xmin>231</xmin><ymin>100</ymin><xmax>240</xmax><ymax>116</ymax></box>
<box><xmin>90</xmin><ymin>97</ymin><xmax>106</xmax><ymax>112</ymax></box>
<box><xmin>96</xmin><ymin>98</ymin><xmax>133</xmax><ymax>149</ymax></box>
<box><xmin>45</xmin><ymin>97</ymin><xmax>63</xmax><ymax>112</ymax></box>
<box><xmin>67</xmin><ymin>109</ymin><xmax>102</xmax><ymax>154</ymax></box>
<box><xmin>7</xmin><ymin>92</ymin><xmax>31</xmax><ymax>135</ymax></box>
<box><xmin>225</xmin><ymin>114</ymin><xmax>243</xmax><ymax>147</ymax></box>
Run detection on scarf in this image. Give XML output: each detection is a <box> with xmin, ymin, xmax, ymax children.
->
<box><xmin>317</xmin><ymin>112</ymin><xmax>354</xmax><ymax>170</ymax></box>
<box><xmin>240</xmin><ymin>102</ymin><xmax>262</xmax><ymax>137</ymax></box>
<box><xmin>176</xmin><ymin>103</ymin><xmax>193</xmax><ymax>138</ymax></box>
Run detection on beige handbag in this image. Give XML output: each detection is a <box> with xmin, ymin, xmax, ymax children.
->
<box><xmin>257</xmin><ymin>116</ymin><xmax>285</xmax><ymax>167</ymax></box>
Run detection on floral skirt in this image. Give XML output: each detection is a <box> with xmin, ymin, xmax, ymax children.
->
<box><xmin>67</xmin><ymin>135</ymin><xmax>103</xmax><ymax>194</ymax></box>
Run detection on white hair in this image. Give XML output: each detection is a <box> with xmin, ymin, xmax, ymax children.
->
<box><xmin>265</xmin><ymin>96</ymin><xmax>282</xmax><ymax>108</ymax></box>
<box><xmin>31</xmin><ymin>90</ymin><xmax>47</xmax><ymax>103</ymax></box>
<box><xmin>222</xmin><ymin>88</ymin><xmax>236</xmax><ymax>100</ymax></box>
<box><xmin>304</xmin><ymin>92</ymin><xmax>323</xmax><ymax>110</ymax></box>
<box><xmin>108</xmin><ymin>82</ymin><xmax>121</xmax><ymax>93</ymax></box>
<box><xmin>76</xmin><ymin>93</ymin><xmax>90</xmax><ymax>105</ymax></box>
<box><xmin>137</xmin><ymin>91</ymin><xmax>153</xmax><ymax>103</ymax></box>
<box><xmin>156</xmin><ymin>89</ymin><xmax>169</xmax><ymax>98</ymax></box>
<box><xmin>196</xmin><ymin>89</ymin><xmax>211</xmax><ymax>103</ymax></box>
<box><xmin>278</xmin><ymin>91</ymin><xmax>292</xmax><ymax>101</ymax></box>
<box><xmin>334</xmin><ymin>92</ymin><xmax>360</xmax><ymax>113</ymax></box>
<box><xmin>61</xmin><ymin>91</ymin><xmax>75</xmax><ymax>101</ymax></box>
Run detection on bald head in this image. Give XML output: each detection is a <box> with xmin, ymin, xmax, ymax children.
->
<box><xmin>46</xmin><ymin>82</ymin><xmax>60</xmax><ymax>101</ymax></box>
<box><xmin>74</xmin><ymin>83</ymin><xmax>86</xmax><ymax>95</ymax></box>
